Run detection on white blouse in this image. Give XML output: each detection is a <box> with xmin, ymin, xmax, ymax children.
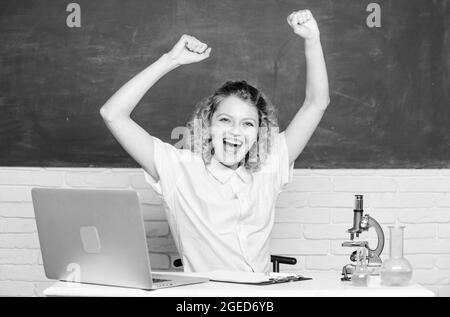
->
<box><xmin>144</xmin><ymin>131</ymin><xmax>294</xmax><ymax>273</ymax></box>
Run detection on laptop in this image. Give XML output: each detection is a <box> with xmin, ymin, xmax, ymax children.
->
<box><xmin>31</xmin><ymin>188</ymin><xmax>209</xmax><ymax>290</ymax></box>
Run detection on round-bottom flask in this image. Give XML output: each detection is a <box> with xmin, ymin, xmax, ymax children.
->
<box><xmin>380</xmin><ymin>225</ymin><xmax>413</xmax><ymax>286</ymax></box>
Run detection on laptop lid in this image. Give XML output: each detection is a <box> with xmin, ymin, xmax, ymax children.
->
<box><xmin>32</xmin><ymin>188</ymin><xmax>155</xmax><ymax>289</ymax></box>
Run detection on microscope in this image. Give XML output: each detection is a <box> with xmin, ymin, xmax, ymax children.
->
<box><xmin>341</xmin><ymin>195</ymin><xmax>385</xmax><ymax>281</ymax></box>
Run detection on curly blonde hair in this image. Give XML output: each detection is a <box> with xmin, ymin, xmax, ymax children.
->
<box><xmin>186</xmin><ymin>80</ymin><xmax>279</xmax><ymax>172</ymax></box>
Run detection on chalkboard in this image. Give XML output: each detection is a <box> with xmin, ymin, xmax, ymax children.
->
<box><xmin>1</xmin><ymin>0</ymin><xmax>448</xmax><ymax>168</ymax></box>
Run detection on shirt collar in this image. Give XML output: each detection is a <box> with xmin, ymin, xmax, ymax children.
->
<box><xmin>206</xmin><ymin>156</ymin><xmax>253</xmax><ymax>184</ymax></box>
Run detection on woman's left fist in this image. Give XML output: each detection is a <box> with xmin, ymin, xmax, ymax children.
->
<box><xmin>287</xmin><ymin>9</ymin><xmax>320</xmax><ymax>40</ymax></box>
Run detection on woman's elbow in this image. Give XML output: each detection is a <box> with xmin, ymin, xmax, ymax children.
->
<box><xmin>312</xmin><ymin>97</ymin><xmax>330</xmax><ymax>111</ymax></box>
<box><xmin>99</xmin><ymin>106</ymin><xmax>107</xmax><ymax>117</ymax></box>
<box><xmin>100</xmin><ymin>106</ymin><xmax>118</xmax><ymax>123</ymax></box>
<box><xmin>324</xmin><ymin>96</ymin><xmax>330</xmax><ymax>108</ymax></box>
<box><xmin>320</xmin><ymin>95</ymin><xmax>330</xmax><ymax>110</ymax></box>
<box><xmin>99</xmin><ymin>107</ymin><xmax>110</xmax><ymax>122</ymax></box>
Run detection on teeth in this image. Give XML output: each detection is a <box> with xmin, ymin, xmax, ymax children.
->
<box><xmin>223</xmin><ymin>138</ymin><xmax>243</xmax><ymax>146</ymax></box>
<box><xmin>223</xmin><ymin>138</ymin><xmax>242</xmax><ymax>153</ymax></box>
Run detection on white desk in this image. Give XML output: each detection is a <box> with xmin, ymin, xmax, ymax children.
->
<box><xmin>44</xmin><ymin>271</ymin><xmax>434</xmax><ymax>297</ymax></box>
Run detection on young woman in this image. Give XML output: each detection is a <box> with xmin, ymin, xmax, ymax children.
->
<box><xmin>100</xmin><ymin>9</ymin><xmax>329</xmax><ymax>273</ymax></box>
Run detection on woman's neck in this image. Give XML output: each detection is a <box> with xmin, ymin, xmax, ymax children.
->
<box><xmin>217</xmin><ymin>159</ymin><xmax>245</xmax><ymax>171</ymax></box>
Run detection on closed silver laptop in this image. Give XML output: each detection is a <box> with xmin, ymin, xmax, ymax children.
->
<box><xmin>31</xmin><ymin>188</ymin><xmax>208</xmax><ymax>290</ymax></box>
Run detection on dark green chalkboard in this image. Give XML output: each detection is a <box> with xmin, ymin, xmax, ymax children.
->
<box><xmin>1</xmin><ymin>0</ymin><xmax>449</xmax><ymax>168</ymax></box>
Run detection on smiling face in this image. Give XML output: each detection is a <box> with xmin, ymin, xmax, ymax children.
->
<box><xmin>210</xmin><ymin>95</ymin><xmax>259</xmax><ymax>170</ymax></box>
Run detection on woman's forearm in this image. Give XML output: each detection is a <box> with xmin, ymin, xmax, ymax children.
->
<box><xmin>100</xmin><ymin>54</ymin><xmax>179</xmax><ymax>122</ymax></box>
<box><xmin>304</xmin><ymin>38</ymin><xmax>330</xmax><ymax>109</ymax></box>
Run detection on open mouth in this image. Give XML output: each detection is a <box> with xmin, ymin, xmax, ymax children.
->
<box><xmin>223</xmin><ymin>138</ymin><xmax>243</xmax><ymax>153</ymax></box>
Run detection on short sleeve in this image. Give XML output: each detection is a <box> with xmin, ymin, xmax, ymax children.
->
<box><xmin>143</xmin><ymin>136</ymin><xmax>184</xmax><ymax>199</ymax></box>
<box><xmin>269</xmin><ymin>131</ymin><xmax>295</xmax><ymax>192</ymax></box>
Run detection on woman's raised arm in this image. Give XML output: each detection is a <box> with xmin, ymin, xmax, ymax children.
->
<box><xmin>100</xmin><ymin>35</ymin><xmax>211</xmax><ymax>180</ymax></box>
<box><xmin>284</xmin><ymin>10</ymin><xmax>330</xmax><ymax>165</ymax></box>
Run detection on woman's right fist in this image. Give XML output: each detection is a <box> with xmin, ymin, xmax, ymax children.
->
<box><xmin>166</xmin><ymin>35</ymin><xmax>211</xmax><ymax>66</ymax></box>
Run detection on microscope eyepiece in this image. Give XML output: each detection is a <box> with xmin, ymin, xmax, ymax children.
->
<box><xmin>355</xmin><ymin>195</ymin><xmax>363</xmax><ymax>211</ymax></box>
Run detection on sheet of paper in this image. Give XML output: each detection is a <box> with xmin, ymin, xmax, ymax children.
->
<box><xmin>184</xmin><ymin>270</ymin><xmax>308</xmax><ymax>284</ymax></box>
<box><xmin>209</xmin><ymin>270</ymin><xmax>271</xmax><ymax>283</ymax></box>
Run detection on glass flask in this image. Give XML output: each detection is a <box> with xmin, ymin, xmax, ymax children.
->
<box><xmin>380</xmin><ymin>225</ymin><xmax>413</xmax><ymax>286</ymax></box>
<box><xmin>352</xmin><ymin>247</ymin><xmax>370</xmax><ymax>287</ymax></box>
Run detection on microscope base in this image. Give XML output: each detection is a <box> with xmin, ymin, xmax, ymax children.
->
<box><xmin>341</xmin><ymin>263</ymin><xmax>382</xmax><ymax>281</ymax></box>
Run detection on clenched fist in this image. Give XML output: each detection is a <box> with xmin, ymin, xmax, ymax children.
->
<box><xmin>166</xmin><ymin>34</ymin><xmax>211</xmax><ymax>66</ymax></box>
<box><xmin>287</xmin><ymin>10</ymin><xmax>320</xmax><ymax>41</ymax></box>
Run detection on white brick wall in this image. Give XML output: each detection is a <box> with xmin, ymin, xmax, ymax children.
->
<box><xmin>0</xmin><ymin>167</ymin><xmax>449</xmax><ymax>296</ymax></box>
